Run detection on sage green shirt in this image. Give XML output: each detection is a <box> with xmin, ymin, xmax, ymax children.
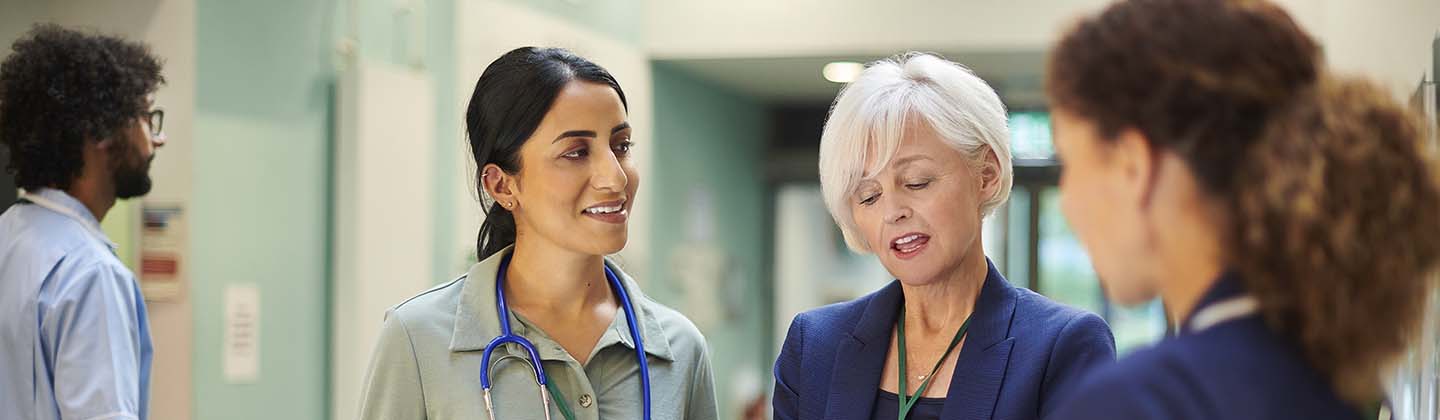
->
<box><xmin>358</xmin><ymin>248</ymin><xmax>719</xmax><ymax>420</ymax></box>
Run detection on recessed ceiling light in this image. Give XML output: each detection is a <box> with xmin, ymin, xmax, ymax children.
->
<box><xmin>823</xmin><ymin>61</ymin><xmax>864</xmax><ymax>83</ymax></box>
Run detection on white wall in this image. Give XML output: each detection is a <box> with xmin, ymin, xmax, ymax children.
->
<box><xmin>0</xmin><ymin>2</ymin><xmax>197</xmax><ymax>419</ymax></box>
<box><xmin>1279</xmin><ymin>0</ymin><xmax>1440</xmax><ymax>99</ymax></box>
<box><xmin>330</xmin><ymin>58</ymin><xmax>437</xmax><ymax>420</ymax></box>
<box><xmin>645</xmin><ymin>0</ymin><xmax>1112</xmax><ymax>59</ymax></box>
<box><xmin>647</xmin><ymin>0</ymin><xmax>1438</xmax><ymax>98</ymax></box>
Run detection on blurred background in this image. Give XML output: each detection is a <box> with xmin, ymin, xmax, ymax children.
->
<box><xmin>0</xmin><ymin>0</ymin><xmax>1436</xmax><ymax>419</ymax></box>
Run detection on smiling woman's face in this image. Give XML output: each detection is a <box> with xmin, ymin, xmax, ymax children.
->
<box><xmin>505</xmin><ymin>80</ymin><xmax>638</xmax><ymax>256</ymax></box>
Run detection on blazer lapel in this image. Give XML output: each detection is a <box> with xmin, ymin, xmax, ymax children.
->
<box><xmin>824</xmin><ymin>281</ymin><xmax>904</xmax><ymax>420</ymax></box>
<box><xmin>942</xmin><ymin>259</ymin><xmax>1019</xmax><ymax>420</ymax></box>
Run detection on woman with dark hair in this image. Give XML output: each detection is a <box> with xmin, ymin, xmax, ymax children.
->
<box><xmin>359</xmin><ymin>47</ymin><xmax>718</xmax><ymax>420</ymax></box>
<box><xmin>1044</xmin><ymin>0</ymin><xmax>1440</xmax><ymax>418</ymax></box>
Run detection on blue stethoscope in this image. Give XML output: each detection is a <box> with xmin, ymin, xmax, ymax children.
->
<box><xmin>479</xmin><ymin>253</ymin><xmax>652</xmax><ymax>420</ymax></box>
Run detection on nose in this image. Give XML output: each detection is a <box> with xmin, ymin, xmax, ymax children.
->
<box><xmin>152</xmin><ymin>132</ymin><xmax>167</xmax><ymax>148</ymax></box>
<box><xmin>883</xmin><ymin>198</ymin><xmax>911</xmax><ymax>224</ymax></box>
<box><xmin>590</xmin><ymin>149</ymin><xmax>628</xmax><ymax>193</ymax></box>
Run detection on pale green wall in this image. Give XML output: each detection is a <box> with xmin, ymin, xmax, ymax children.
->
<box><xmin>418</xmin><ymin>0</ymin><xmax>460</xmax><ymax>279</ymax></box>
<box><xmin>191</xmin><ymin>1</ymin><xmax>333</xmax><ymax>418</ymax></box>
<box><xmin>190</xmin><ymin>0</ymin><xmax>462</xmax><ymax>417</ymax></box>
<box><xmin>650</xmin><ymin>62</ymin><xmax>771</xmax><ymax>420</ymax></box>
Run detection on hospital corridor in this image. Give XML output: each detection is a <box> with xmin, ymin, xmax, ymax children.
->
<box><xmin>1</xmin><ymin>0</ymin><xmax>1439</xmax><ymax>419</ymax></box>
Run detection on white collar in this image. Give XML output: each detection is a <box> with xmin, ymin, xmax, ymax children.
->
<box><xmin>18</xmin><ymin>188</ymin><xmax>118</xmax><ymax>252</ymax></box>
<box><xmin>1187</xmin><ymin>295</ymin><xmax>1260</xmax><ymax>333</ymax></box>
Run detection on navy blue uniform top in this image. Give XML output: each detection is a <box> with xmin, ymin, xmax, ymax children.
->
<box><xmin>773</xmin><ymin>258</ymin><xmax>1117</xmax><ymax>420</ymax></box>
<box><xmin>1047</xmin><ymin>273</ymin><xmax>1363</xmax><ymax>420</ymax></box>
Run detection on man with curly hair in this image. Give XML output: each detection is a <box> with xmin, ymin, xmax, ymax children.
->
<box><xmin>0</xmin><ymin>24</ymin><xmax>167</xmax><ymax>420</ymax></box>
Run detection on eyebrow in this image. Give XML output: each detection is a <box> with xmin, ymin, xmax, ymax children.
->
<box><xmin>552</xmin><ymin>122</ymin><xmax>632</xmax><ymax>143</ymax></box>
<box><xmin>889</xmin><ymin>154</ymin><xmax>934</xmax><ymax>168</ymax></box>
<box><xmin>861</xmin><ymin>154</ymin><xmax>935</xmax><ymax>178</ymax></box>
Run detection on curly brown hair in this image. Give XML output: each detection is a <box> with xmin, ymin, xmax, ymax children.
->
<box><xmin>1048</xmin><ymin>0</ymin><xmax>1440</xmax><ymax>406</ymax></box>
<box><xmin>0</xmin><ymin>24</ymin><xmax>164</xmax><ymax>190</ymax></box>
<box><xmin>1235</xmin><ymin>77</ymin><xmax>1440</xmax><ymax>403</ymax></box>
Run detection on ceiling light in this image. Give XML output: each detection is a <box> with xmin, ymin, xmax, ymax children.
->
<box><xmin>823</xmin><ymin>61</ymin><xmax>864</xmax><ymax>83</ymax></box>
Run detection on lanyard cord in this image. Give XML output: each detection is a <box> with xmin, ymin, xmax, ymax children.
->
<box><xmin>545</xmin><ymin>382</ymin><xmax>577</xmax><ymax>420</ymax></box>
<box><xmin>897</xmin><ymin>307</ymin><xmax>972</xmax><ymax>419</ymax></box>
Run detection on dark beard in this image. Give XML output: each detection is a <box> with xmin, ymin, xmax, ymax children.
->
<box><xmin>112</xmin><ymin>149</ymin><xmax>154</xmax><ymax>199</ymax></box>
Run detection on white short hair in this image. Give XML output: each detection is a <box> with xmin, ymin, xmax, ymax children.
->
<box><xmin>818</xmin><ymin>52</ymin><xmax>1013</xmax><ymax>253</ymax></box>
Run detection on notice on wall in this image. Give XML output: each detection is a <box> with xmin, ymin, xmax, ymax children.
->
<box><xmin>140</xmin><ymin>205</ymin><xmax>185</xmax><ymax>301</ymax></box>
<box><xmin>223</xmin><ymin>284</ymin><xmax>261</xmax><ymax>384</ymax></box>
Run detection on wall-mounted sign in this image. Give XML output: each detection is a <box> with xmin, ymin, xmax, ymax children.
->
<box><xmin>140</xmin><ymin>204</ymin><xmax>186</xmax><ymax>301</ymax></box>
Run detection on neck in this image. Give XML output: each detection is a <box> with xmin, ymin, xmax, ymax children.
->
<box><xmin>60</xmin><ymin>173</ymin><xmax>115</xmax><ymax>222</ymax></box>
<box><xmin>900</xmin><ymin>247</ymin><xmax>987</xmax><ymax>335</ymax></box>
<box><xmin>504</xmin><ymin>235</ymin><xmax>614</xmax><ymax>317</ymax></box>
<box><xmin>1160</xmin><ymin>259</ymin><xmax>1226</xmax><ymax>330</ymax></box>
<box><xmin>1157</xmin><ymin>210</ymin><xmax>1229</xmax><ymax>329</ymax></box>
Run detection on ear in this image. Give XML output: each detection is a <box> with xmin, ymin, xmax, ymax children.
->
<box><xmin>1112</xmin><ymin>127</ymin><xmax>1160</xmax><ymax>211</ymax></box>
<box><xmin>481</xmin><ymin>164</ymin><xmax>519</xmax><ymax>210</ymax></box>
<box><xmin>82</xmin><ymin>135</ymin><xmax>115</xmax><ymax>173</ymax></box>
<box><xmin>93</xmin><ymin>135</ymin><xmax>116</xmax><ymax>152</ymax></box>
<box><xmin>976</xmin><ymin>146</ymin><xmax>1003</xmax><ymax>202</ymax></box>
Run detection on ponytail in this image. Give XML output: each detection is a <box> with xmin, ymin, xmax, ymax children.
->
<box><xmin>1046</xmin><ymin>0</ymin><xmax>1440</xmax><ymax>407</ymax></box>
<box><xmin>477</xmin><ymin>200</ymin><xmax>517</xmax><ymax>260</ymax></box>
<box><xmin>1231</xmin><ymin>76</ymin><xmax>1440</xmax><ymax>404</ymax></box>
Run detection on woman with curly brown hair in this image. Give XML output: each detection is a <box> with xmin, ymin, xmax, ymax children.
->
<box><xmin>1043</xmin><ymin>0</ymin><xmax>1440</xmax><ymax>419</ymax></box>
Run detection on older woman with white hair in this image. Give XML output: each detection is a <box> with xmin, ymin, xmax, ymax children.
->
<box><xmin>772</xmin><ymin>53</ymin><xmax>1115</xmax><ymax>420</ymax></box>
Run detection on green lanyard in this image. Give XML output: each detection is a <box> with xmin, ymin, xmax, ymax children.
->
<box><xmin>544</xmin><ymin>380</ymin><xmax>578</xmax><ymax>420</ymax></box>
<box><xmin>896</xmin><ymin>307</ymin><xmax>972</xmax><ymax>419</ymax></box>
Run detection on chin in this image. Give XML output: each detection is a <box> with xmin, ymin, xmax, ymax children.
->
<box><xmin>883</xmin><ymin>261</ymin><xmax>944</xmax><ymax>286</ymax></box>
<box><xmin>580</xmin><ymin>234</ymin><xmax>627</xmax><ymax>256</ymax></box>
<box><xmin>1100</xmin><ymin>276</ymin><xmax>1156</xmax><ymax>307</ymax></box>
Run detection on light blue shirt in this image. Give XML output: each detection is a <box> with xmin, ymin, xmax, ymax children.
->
<box><xmin>0</xmin><ymin>188</ymin><xmax>152</xmax><ymax>420</ymax></box>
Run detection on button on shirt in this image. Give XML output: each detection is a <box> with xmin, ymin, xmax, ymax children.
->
<box><xmin>0</xmin><ymin>188</ymin><xmax>153</xmax><ymax>420</ymax></box>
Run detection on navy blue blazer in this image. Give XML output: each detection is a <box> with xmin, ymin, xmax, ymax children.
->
<box><xmin>1047</xmin><ymin>273</ymin><xmax>1364</xmax><ymax>420</ymax></box>
<box><xmin>773</xmin><ymin>260</ymin><xmax>1117</xmax><ymax>420</ymax></box>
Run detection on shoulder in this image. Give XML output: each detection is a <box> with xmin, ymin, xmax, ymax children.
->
<box><xmin>778</xmin><ymin>284</ymin><xmax>894</xmax><ymax>365</ymax></box>
<box><xmin>1012</xmin><ymin>287</ymin><xmax>1107</xmax><ymax>335</ymax></box>
<box><xmin>609</xmin><ymin>261</ymin><xmax>711</xmax><ymax>361</ymax></box>
<box><xmin>1047</xmin><ymin>341</ymin><xmax>1210</xmax><ymax>419</ymax></box>
<box><xmin>383</xmin><ymin>275</ymin><xmax>467</xmax><ymax>335</ymax></box>
<box><xmin>787</xmin><ymin>284</ymin><xmax>888</xmax><ymax>339</ymax></box>
<box><xmin>3</xmin><ymin>205</ymin><xmax>118</xmax><ymax>272</ymax></box>
<box><xmin>641</xmin><ymin>296</ymin><xmax>709</xmax><ymax>357</ymax></box>
<box><xmin>1007</xmin><ymin>287</ymin><xmax>1114</xmax><ymax>351</ymax></box>
<box><xmin>3</xmin><ymin>203</ymin><xmax>95</xmax><ymax>242</ymax></box>
<box><xmin>43</xmin><ymin>247</ymin><xmax>138</xmax><ymax>304</ymax></box>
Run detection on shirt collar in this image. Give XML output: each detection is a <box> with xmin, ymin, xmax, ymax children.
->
<box><xmin>449</xmin><ymin>245</ymin><xmax>675</xmax><ymax>362</ymax></box>
<box><xmin>23</xmin><ymin>187</ymin><xmax>117</xmax><ymax>251</ymax></box>
<box><xmin>1178</xmin><ymin>269</ymin><xmax>1248</xmax><ymax>335</ymax></box>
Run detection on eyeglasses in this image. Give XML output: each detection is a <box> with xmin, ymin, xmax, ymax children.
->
<box><xmin>144</xmin><ymin>108</ymin><xmax>165</xmax><ymax>138</ymax></box>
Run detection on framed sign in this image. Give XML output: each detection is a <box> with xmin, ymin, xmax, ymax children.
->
<box><xmin>140</xmin><ymin>204</ymin><xmax>186</xmax><ymax>301</ymax></box>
